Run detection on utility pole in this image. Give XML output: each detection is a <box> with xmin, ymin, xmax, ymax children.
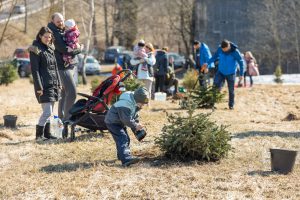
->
<box><xmin>24</xmin><ymin>0</ymin><xmax>27</xmax><ymax>33</ymax></box>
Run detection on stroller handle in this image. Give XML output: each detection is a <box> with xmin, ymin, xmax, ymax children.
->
<box><xmin>77</xmin><ymin>92</ymin><xmax>109</xmax><ymax>111</ymax></box>
<box><xmin>118</xmin><ymin>69</ymin><xmax>134</xmax><ymax>82</ymax></box>
<box><xmin>77</xmin><ymin>93</ymin><xmax>93</xmax><ymax>99</ymax></box>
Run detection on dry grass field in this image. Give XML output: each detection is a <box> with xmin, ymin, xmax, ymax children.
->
<box><xmin>0</xmin><ymin>78</ymin><xmax>300</xmax><ymax>200</ymax></box>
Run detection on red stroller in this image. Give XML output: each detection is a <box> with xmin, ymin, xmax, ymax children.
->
<box><xmin>64</xmin><ymin>69</ymin><xmax>133</xmax><ymax>141</ymax></box>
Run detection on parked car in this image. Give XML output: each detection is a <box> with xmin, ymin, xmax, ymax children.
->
<box><xmin>117</xmin><ymin>50</ymin><xmax>134</xmax><ymax>70</ymax></box>
<box><xmin>77</xmin><ymin>55</ymin><xmax>101</xmax><ymax>75</ymax></box>
<box><xmin>167</xmin><ymin>52</ymin><xmax>186</xmax><ymax>69</ymax></box>
<box><xmin>13</xmin><ymin>47</ymin><xmax>29</xmax><ymax>59</ymax></box>
<box><xmin>13</xmin><ymin>5</ymin><xmax>26</xmax><ymax>14</ymax></box>
<box><xmin>104</xmin><ymin>46</ymin><xmax>126</xmax><ymax>63</ymax></box>
<box><xmin>14</xmin><ymin>58</ymin><xmax>31</xmax><ymax>77</ymax></box>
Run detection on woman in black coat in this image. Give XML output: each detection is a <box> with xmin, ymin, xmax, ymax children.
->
<box><xmin>29</xmin><ymin>26</ymin><xmax>61</xmax><ymax>140</ymax></box>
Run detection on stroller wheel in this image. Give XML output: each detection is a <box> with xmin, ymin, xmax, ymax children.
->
<box><xmin>62</xmin><ymin>123</ymin><xmax>68</xmax><ymax>139</ymax></box>
<box><xmin>70</xmin><ymin>125</ymin><xmax>75</xmax><ymax>141</ymax></box>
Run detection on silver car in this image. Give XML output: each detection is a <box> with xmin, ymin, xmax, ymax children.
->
<box><xmin>167</xmin><ymin>52</ymin><xmax>186</xmax><ymax>69</ymax></box>
<box><xmin>13</xmin><ymin>5</ymin><xmax>26</xmax><ymax>14</ymax></box>
<box><xmin>78</xmin><ymin>55</ymin><xmax>101</xmax><ymax>75</ymax></box>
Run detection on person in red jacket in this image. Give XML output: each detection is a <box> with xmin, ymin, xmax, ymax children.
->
<box><xmin>112</xmin><ymin>63</ymin><xmax>123</xmax><ymax>76</ymax></box>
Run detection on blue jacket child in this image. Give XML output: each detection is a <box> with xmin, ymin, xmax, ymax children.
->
<box><xmin>105</xmin><ymin>87</ymin><xmax>149</xmax><ymax>167</ymax></box>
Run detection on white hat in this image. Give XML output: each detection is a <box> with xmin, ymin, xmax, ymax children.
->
<box><xmin>138</xmin><ymin>39</ymin><xmax>145</xmax><ymax>45</ymax></box>
<box><xmin>65</xmin><ymin>19</ymin><xmax>76</xmax><ymax>28</ymax></box>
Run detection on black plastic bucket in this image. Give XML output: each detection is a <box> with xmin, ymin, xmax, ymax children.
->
<box><xmin>3</xmin><ymin>115</ymin><xmax>17</xmax><ymax>128</ymax></box>
<box><xmin>270</xmin><ymin>148</ymin><xmax>297</xmax><ymax>174</ymax></box>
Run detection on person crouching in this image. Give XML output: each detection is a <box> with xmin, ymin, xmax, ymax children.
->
<box><xmin>105</xmin><ymin>87</ymin><xmax>149</xmax><ymax>167</ymax></box>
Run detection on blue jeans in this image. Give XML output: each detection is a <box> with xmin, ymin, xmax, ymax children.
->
<box><xmin>213</xmin><ymin>71</ymin><xmax>235</xmax><ymax>108</ymax></box>
<box><xmin>106</xmin><ymin>123</ymin><xmax>133</xmax><ymax>164</ymax></box>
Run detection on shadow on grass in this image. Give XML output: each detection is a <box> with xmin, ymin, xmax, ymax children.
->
<box><xmin>41</xmin><ymin>154</ymin><xmax>212</xmax><ymax>172</ymax></box>
<box><xmin>232</xmin><ymin>131</ymin><xmax>300</xmax><ymax>139</ymax></box>
<box><xmin>40</xmin><ymin>159</ymin><xmax>118</xmax><ymax>173</ymax></box>
<box><xmin>69</xmin><ymin>131</ymin><xmax>106</xmax><ymax>142</ymax></box>
<box><xmin>150</xmin><ymin>107</ymin><xmax>182</xmax><ymax>112</ymax></box>
<box><xmin>135</xmin><ymin>151</ymin><xmax>212</xmax><ymax>168</ymax></box>
<box><xmin>247</xmin><ymin>170</ymin><xmax>278</xmax><ymax>177</ymax></box>
<box><xmin>0</xmin><ymin>123</ymin><xmax>33</xmax><ymax>129</ymax></box>
<box><xmin>35</xmin><ymin>131</ymin><xmax>108</xmax><ymax>145</ymax></box>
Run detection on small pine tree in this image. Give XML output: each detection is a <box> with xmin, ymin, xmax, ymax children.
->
<box><xmin>180</xmin><ymin>86</ymin><xmax>225</xmax><ymax>109</ymax></box>
<box><xmin>111</xmin><ymin>77</ymin><xmax>143</xmax><ymax>104</ymax></box>
<box><xmin>0</xmin><ymin>63</ymin><xmax>18</xmax><ymax>86</ymax></box>
<box><xmin>123</xmin><ymin>77</ymin><xmax>143</xmax><ymax>91</ymax></box>
<box><xmin>274</xmin><ymin>65</ymin><xmax>283</xmax><ymax>83</ymax></box>
<box><xmin>155</xmin><ymin>106</ymin><xmax>231</xmax><ymax>161</ymax></box>
<box><xmin>182</xmin><ymin>69</ymin><xmax>199</xmax><ymax>91</ymax></box>
<box><xmin>90</xmin><ymin>78</ymin><xmax>100</xmax><ymax>92</ymax></box>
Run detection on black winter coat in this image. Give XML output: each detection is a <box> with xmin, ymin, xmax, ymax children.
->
<box><xmin>29</xmin><ymin>40</ymin><xmax>61</xmax><ymax>103</ymax></box>
<box><xmin>48</xmin><ymin>22</ymin><xmax>81</xmax><ymax>70</ymax></box>
<box><xmin>155</xmin><ymin>50</ymin><xmax>168</xmax><ymax>76</ymax></box>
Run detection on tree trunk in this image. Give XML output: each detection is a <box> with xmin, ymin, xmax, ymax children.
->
<box><xmin>103</xmin><ymin>0</ymin><xmax>110</xmax><ymax>47</ymax></box>
<box><xmin>24</xmin><ymin>0</ymin><xmax>27</xmax><ymax>33</ymax></box>
<box><xmin>48</xmin><ymin>0</ymin><xmax>55</xmax><ymax>20</ymax></box>
<box><xmin>0</xmin><ymin>0</ymin><xmax>17</xmax><ymax>45</ymax></box>
<box><xmin>92</xmin><ymin>8</ymin><xmax>98</xmax><ymax>48</ymax></box>
<box><xmin>292</xmin><ymin>0</ymin><xmax>300</xmax><ymax>72</ymax></box>
<box><xmin>114</xmin><ymin>0</ymin><xmax>138</xmax><ymax>48</ymax></box>
<box><xmin>81</xmin><ymin>0</ymin><xmax>95</xmax><ymax>85</ymax></box>
<box><xmin>62</xmin><ymin>0</ymin><xmax>65</xmax><ymax>18</ymax></box>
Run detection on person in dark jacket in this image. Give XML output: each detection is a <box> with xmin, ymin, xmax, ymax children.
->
<box><xmin>29</xmin><ymin>26</ymin><xmax>61</xmax><ymax>140</ymax></box>
<box><xmin>154</xmin><ymin>47</ymin><xmax>168</xmax><ymax>92</ymax></box>
<box><xmin>193</xmin><ymin>40</ymin><xmax>214</xmax><ymax>88</ymax></box>
<box><xmin>105</xmin><ymin>87</ymin><xmax>149</xmax><ymax>167</ymax></box>
<box><xmin>202</xmin><ymin>39</ymin><xmax>245</xmax><ymax>110</ymax></box>
<box><xmin>164</xmin><ymin>66</ymin><xmax>179</xmax><ymax>96</ymax></box>
<box><xmin>48</xmin><ymin>12</ymin><xmax>82</xmax><ymax>123</ymax></box>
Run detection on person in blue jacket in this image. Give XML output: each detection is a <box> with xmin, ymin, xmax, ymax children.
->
<box><xmin>193</xmin><ymin>40</ymin><xmax>214</xmax><ymax>87</ymax></box>
<box><xmin>201</xmin><ymin>39</ymin><xmax>245</xmax><ymax>110</ymax></box>
<box><xmin>105</xmin><ymin>87</ymin><xmax>149</xmax><ymax>167</ymax></box>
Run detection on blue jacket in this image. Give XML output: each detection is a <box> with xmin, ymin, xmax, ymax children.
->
<box><xmin>194</xmin><ymin>43</ymin><xmax>214</xmax><ymax>70</ymax></box>
<box><xmin>104</xmin><ymin>92</ymin><xmax>139</xmax><ymax>131</ymax></box>
<box><xmin>207</xmin><ymin>43</ymin><xmax>244</xmax><ymax>76</ymax></box>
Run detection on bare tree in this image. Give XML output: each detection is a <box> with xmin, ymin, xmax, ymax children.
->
<box><xmin>92</xmin><ymin>9</ymin><xmax>98</xmax><ymax>48</ymax></box>
<box><xmin>48</xmin><ymin>0</ymin><xmax>56</xmax><ymax>20</ymax></box>
<box><xmin>114</xmin><ymin>0</ymin><xmax>138</xmax><ymax>48</ymax></box>
<box><xmin>269</xmin><ymin>0</ymin><xmax>281</xmax><ymax>67</ymax></box>
<box><xmin>103</xmin><ymin>0</ymin><xmax>110</xmax><ymax>47</ymax></box>
<box><xmin>62</xmin><ymin>0</ymin><xmax>65</xmax><ymax>18</ymax></box>
<box><xmin>292</xmin><ymin>0</ymin><xmax>300</xmax><ymax>72</ymax></box>
<box><xmin>80</xmin><ymin>0</ymin><xmax>95</xmax><ymax>85</ymax></box>
<box><xmin>24</xmin><ymin>0</ymin><xmax>28</xmax><ymax>33</ymax></box>
<box><xmin>165</xmin><ymin>0</ymin><xmax>193</xmax><ymax>56</ymax></box>
<box><xmin>0</xmin><ymin>0</ymin><xmax>17</xmax><ymax>45</ymax></box>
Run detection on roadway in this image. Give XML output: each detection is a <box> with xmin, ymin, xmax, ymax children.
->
<box><xmin>0</xmin><ymin>0</ymin><xmax>55</xmax><ymax>23</ymax></box>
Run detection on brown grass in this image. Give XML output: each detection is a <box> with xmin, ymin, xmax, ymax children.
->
<box><xmin>0</xmin><ymin>79</ymin><xmax>300</xmax><ymax>199</ymax></box>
